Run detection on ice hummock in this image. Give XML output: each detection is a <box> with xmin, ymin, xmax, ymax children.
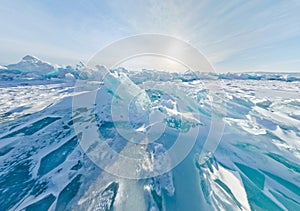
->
<box><xmin>0</xmin><ymin>57</ymin><xmax>299</xmax><ymax>210</ymax></box>
<box><xmin>1</xmin><ymin>55</ymin><xmax>300</xmax><ymax>82</ymax></box>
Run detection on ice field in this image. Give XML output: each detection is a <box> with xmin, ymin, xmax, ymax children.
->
<box><xmin>0</xmin><ymin>68</ymin><xmax>299</xmax><ymax>210</ymax></box>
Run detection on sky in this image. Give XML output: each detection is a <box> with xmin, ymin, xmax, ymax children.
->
<box><xmin>0</xmin><ymin>0</ymin><xmax>300</xmax><ymax>72</ymax></box>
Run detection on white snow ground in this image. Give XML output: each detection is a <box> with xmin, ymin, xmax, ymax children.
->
<box><xmin>0</xmin><ymin>75</ymin><xmax>299</xmax><ymax>210</ymax></box>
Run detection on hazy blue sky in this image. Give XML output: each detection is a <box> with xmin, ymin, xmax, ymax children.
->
<box><xmin>0</xmin><ymin>0</ymin><xmax>300</xmax><ymax>72</ymax></box>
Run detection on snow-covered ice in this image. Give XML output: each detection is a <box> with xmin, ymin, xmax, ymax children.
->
<box><xmin>0</xmin><ymin>64</ymin><xmax>299</xmax><ymax>210</ymax></box>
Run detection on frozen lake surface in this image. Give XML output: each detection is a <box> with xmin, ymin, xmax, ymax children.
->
<box><xmin>0</xmin><ymin>77</ymin><xmax>299</xmax><ymax>210</ymax></box>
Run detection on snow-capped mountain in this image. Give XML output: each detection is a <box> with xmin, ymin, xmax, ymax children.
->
<box><xmin>6</xmin><ymin>55</ymin><xmax>56</xmax><ymax>73</ymax></box>
<box><xmin>1</xmin><ymin>55</ymin><xmax>85</xmax><ymax>81</ymax></box>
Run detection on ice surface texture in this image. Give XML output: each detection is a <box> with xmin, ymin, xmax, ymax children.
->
<box><xmin>0</xmin><ymin>72</ymin><xmax>299</xmax><ymax>210</ymax></box>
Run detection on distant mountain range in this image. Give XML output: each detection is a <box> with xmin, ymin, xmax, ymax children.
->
<box><xmin>0</xmin><ymin>55</ymin><xmax>85</xmax><ymax>81</ymax></box>
<box><xmin>1</xmin><ymin>55</ymin><xmax>299</xmax><ymax>82</ymax></box>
